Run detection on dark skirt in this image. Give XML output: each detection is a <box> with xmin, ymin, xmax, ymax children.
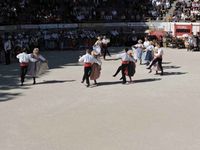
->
<box><xmin>145</xmin><ymin>50</ymin><xmax>153</xmax><ymax>62</ymax></box>
<box><xmin>126</xmin><ymin>62</ymin><xmax>136</xmax><ymax>77</ymax></box>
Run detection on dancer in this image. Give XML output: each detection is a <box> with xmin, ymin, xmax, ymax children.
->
<box><xmin>133</xmin><ymin>39</ymin><xmax>144</xmax><ymax>65</ymax></box>
<box><xmin>115</xmin><ymin>48</ymin><xmax>130</xmax><ymax>84</ymax></box>
<box><xmin>90</xmin><ymin>51</ymin><xmax>102</xmax><ymax>85</ymax></box>
<box><xmin>16</xmin><ymin>48</ymin><xmax>31</xmax><ymax>86</ymax></box>
<box><xmin>146</xmin><ymin>43</ymin><xmax>164</xmax><ymax>75</ymax></box>
<box><xmin>79</xmin><ymin>49</ymin><xmax>100</xmax><ymax>87</ymax></box>
<box><xmin>102</xmin><ymin>36</ymin><xmax>111</xmax><ymax>60</ymax></box>
<box><xmin>144</xmin><ymin>41</ymin><xmax>154</xmax><ymax>66</ymax></box>
<box><xmin>28</xmin><ymin>48</ymin><xmax>48</xmax><ymax>84</ymax></box>
<box><xmin>93</xmin><ymin>36</ymin><xmax>102</xmax><ymax>55</ymax></box>
<box><xmin>113</xmin><ymin>50</ymin><xmax>136</xmax><ymax>83</ymax></box>
<box><xmin>127</xmin><ymin>50</ymin><xmax>136</xmax><ymax>83</ymax></box>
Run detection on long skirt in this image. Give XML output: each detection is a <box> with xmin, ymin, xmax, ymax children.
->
<box><xmin>136</xmin><ymin>48</ymin><xmax>143</xmax><ymax>60</ymax></box>
<box><xmin>145</xmin><ymin>50</ymin><xmax>153</xmax><ymax>62</ymax></box>
<box><xmin>90</xmin><ymin>63</ymin><xmax>101</xmax><ymax>80</ymax></box>
<box><xmin>27</xmin><ymin>61</ymin><xmax>49</xmax><ymax>77</ymax></box>
<box><xmin>125</xmin><ymin>62</ymin><xmax>136</xmax><ymax>77</ymax></box>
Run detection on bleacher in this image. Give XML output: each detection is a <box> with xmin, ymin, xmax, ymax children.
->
<box><xmin>0</xmin><ymin>0</ymin><xmax>177</xmax><ymax>25</ymax></box>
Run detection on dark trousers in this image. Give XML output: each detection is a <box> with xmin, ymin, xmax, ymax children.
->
<box><xmin>149</xmin><ymin>57</ymin><xmax>163</xmax><ymax>73</ymax></box>
<box><xmin>121</xmin><ymin>64</ymin><xmax>128</xmax><ymax>83</ymax></box>
<box><xmin>20</xmin><ymin>66</ymin><xmax>28</xmax><ymax>83</ymax></box>
<box><xmin>113</xmin><ymin>66</ymin><xmax>122</xmax><ymax>77</ymax></box>
<box><xmin>103</xmin><ymin>46</ymin><xmax>110</xmax><ymax>59</ymax></box>
<box><xmin>5</xmin><ymin>50</ymin><xmax>11</xmax><ymax>65</ymax></box>
<box><xmin>82</xmin><ymin>66</ymin><xmax>92</xmax><ymax>85</ymax></box>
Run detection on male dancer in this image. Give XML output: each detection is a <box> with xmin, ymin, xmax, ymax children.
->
<box><xmin>102</xmin><ymin>36</ymin><xmax>111</xmax><ymax>60</ymax></box>
<box><xmin>115</xmin><ymin>48</ymin><xmax>130</xmax><ymax>84</ymax></box>
<box><xmin>79</xmin><ymin>49</ymin><xmax>99</xmax><ymax>87</ymax></box>
<box><xmin>16</xmin><ymin>48</ymin><xmax>31</xmax><ymax>86</ymax></box>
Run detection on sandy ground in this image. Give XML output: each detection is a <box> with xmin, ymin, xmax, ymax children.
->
<box><xmin>0</xmin><ymin>47</ymin><xmax>200</xmax><ymax>150</ymax></box>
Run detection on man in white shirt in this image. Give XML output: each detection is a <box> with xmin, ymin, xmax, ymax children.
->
<box><xmin>4</xmin><ymin>38</ymin><xmax>12</xmax><ymax>65</ymax></box>
<box><xmin>115</xmin><ymin>48</ymin><xmax>130</xmax><ymax>84</ymax></box>
<box><xmin>16</xmin><ymin>48</ymin><xmax>31</xmax><ymax>86</ymax></box>
<box><xmin>102</xmin><ymin>36</ymin><xmax>111</xmax><ymax>60</ymax></box>
<box><xmin>146</xmin><ymin>43</ymin><xmax>164</xmax><ymax>75</ymax></box>
<box><xmin>79</xmin><ymin>49</ymin><xmax>99</xmax><ymax>87</ymax></box>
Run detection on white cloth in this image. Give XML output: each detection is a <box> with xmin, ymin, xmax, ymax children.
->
<box><xmin>156</xmin><ymin>48</ymin><xmax>164</xmax><ymax>57</ymax></box>
<box><xmin>143</xmin><ymin>41</ymin><xmax>150</xmax><ymax>48</ymax></box>
<box><xmin>135</xmin><ymin>43</ymin><xmax>144</xmax><ymax>48</ymax></box>
<box><xmin>4</xmin><ymin>40</ymin><xmax>12</xmax><ymax>51</ymax></box>
<box><xmin>28</xmin><ymin>54</ymin><xmax>46</xmax><ymax>62</ymax></box>
<box><xmin>102</xmin><ymin>38</ymin><xmax>110</xmax><ymax>45</ymax></box>
<box><xmin>79</xmin><ymin>53</ymin><xmax>100</xmax><ymax>65</ymax></box>
<box><xmin>129</xmin><ymin>55</ymin><xmax>136</xmax><ymax>62</ymax></box>
<box><xmin>116</xmin><ymin>53</ymin><xmax>129</xmax><ymax>61</ymax></box>
<box><xmin>93</xmin><ymin>45</ymin><xmax>101</xmax><ymax>54</ymax></box>
<box><xmin>146</xmin><ymin>45</ymin><xmax>154</xmax><ymax>51</ymax></box>
<box><xmin>16</xmin><ymin>52</ymin><xmax>31</xmax><ymax>63</ymax></box>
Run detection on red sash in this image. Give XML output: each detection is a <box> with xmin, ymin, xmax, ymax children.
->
<box><xmin>84</xmin><ymin>63</ymin><xmax>92</xmax><ymax>67</ymax></box>
<box><xmin>122</xmin><ymin>61</ymin><xmax>129</xmax><ymax>64</ymax></box>
<box><xmin>20</xmin><ymin>62</ymin><xmax>28</xmax><ymax>67</ymax></box>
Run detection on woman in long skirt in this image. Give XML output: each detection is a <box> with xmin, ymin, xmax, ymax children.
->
<box><xmin>28</xmin><ymin>48</ymin><xmax>48</xmax><ymax>84</ymax></box>
<box><xmin>90</xmin><ymin>51</ymin><xmax>101</xmax><ymax>85</ymax></box>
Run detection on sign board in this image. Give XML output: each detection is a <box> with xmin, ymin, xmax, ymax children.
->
<box><xmin>174</xmin><ymin>24</ymin><xmax>192</xmax><ymax>36</ymax></box>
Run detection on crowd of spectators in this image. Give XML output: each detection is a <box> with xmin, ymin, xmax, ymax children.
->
<box><xmin>0</xmin><ymin>28</ymin><xmax>132</xmax><ymax>55</ymax></box>
<box><xmin>0</xmin><ymin>27</ymin><xmax>147</xmax><ymax>64</ymax></box>
<box><xmin>171</xmin><ymin>0</ymin><xmax>200</xmax><ymax>22</ymax></box>
<box><xmin>0</xmin><ymin>0</ymin><xmax>176</xmax><ymax>25</ymax></box>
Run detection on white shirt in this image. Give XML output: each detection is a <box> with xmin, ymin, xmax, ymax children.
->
<box><xmin>143</xmin><ymin>41</ymin><xmax>150</xmax><ymax>48</ymax></box>
<box><xmin>4</xmin><ymin>40</ymin><xmax>12</xmax><ymax>51</ymax></box>
<box><xmin>102</xmin><ymin>38</ymin><xmax>110</xmax><ymax>45</ymax></box>
<box><xmin>156</xmin><ymin>48</ymin><xmax>164</xmax><ymax>57</ymax></box>
<box><xmin>135</xmin><ymin>43</ymin><xmax>144</xmax><ymax>49</ymax></box>
<box><xmin>116</xmin><ymin>53</ymin><xmax>129</xmax><ymax>61</ymax></box>
<box><xmin>16</xmin><ymin>52</ymin><xmax>30</xmax><ymax>63</ymax></box>
<box><xmin>146</xmin><ymin>45</ymin><xmax>154</xmax><ymax>51</ymax></box>
<box><xmin>28</xmin><ymin>54</ymin><xmax>46</xmax><ymax>62</ymax></box>
<box><xmin>79</xmin><ymin>53</ymin><xmax>99</xmax><ymax>64</ymax></box>
<box><xmin>129</xmin><ymin>55</ymin><xmax>136</xmax><ymax>62</ymax></box>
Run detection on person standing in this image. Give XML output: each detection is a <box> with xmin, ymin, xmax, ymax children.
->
<box><xmin>79</xmin><ymin>49</ymin><xmax>99</xmax><ymax>87</ymax></box>
<box><xmin>102</xmin><ymin>36</ymin><xmax>111</xmax><ymax>60</ymax></box>
<box><xmin>144</xmin><ymin>41</ymin><xmax>154</xmax><ymax>66</ymax></box>
<box><xmin>28</xmin><ymin>48</ymin><xmax>48</xmax><ymax>84</ymax></box>
<box><xmin>133</xmin><ymin>39</ymin><xmax>144</xmax><ymax>65</ymax></box>
<box><xmin>90</xmin><ymin>51</ymin><xmax>102</xmax><ymax>85</ymax></box>
<box><xmin>93</xmin><ymin>36</ymin><xmax>102</xmax><ymax>55</ymax></box>
<box><xmin>146</xmin><ymin>43</ymin><xmax>164</xmax><ymax>75</ymax></box>
<box><xmin>4</xmin><ymin>37</ymin><xmax>12</xmax><ymax>65</ymax></box>
<box><xmin>143</xmin><ymin>37</ymin><xmax>150</xmax><ymax>49</ymax></box>
<box><xmin>127</xmin><ymin>50</ymin><xmax>136</xmax><ymax>83</ymax></box>
<box><xmin>16</xmin><ymin>48</ymin><xmax>31</xmax><ymax>86</ymax></box>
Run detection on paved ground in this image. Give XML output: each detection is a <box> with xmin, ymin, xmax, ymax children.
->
<box><xmin>0</xmin><ymin>47</ymin><xmax>200</xmax><ymax>150</ymax></box>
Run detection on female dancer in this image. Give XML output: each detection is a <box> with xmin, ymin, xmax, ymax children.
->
<box><xmin>28</xmin><ymin>48</ymin><xmax>48</xmax><ymax>84</ymax></box>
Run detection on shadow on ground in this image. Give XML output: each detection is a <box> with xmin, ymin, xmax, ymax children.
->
<box><xmin>37</xmin><ymin>80</ymin><xmax>76</xmax><ymax>85</ymax></box>
<box><xmin>162</xmin><ymin>72</ymin><xmax>187</xmax><ymax>76</ymax></box>
<box><xmin>95</xmin><ymin>78</ymin><xmax>161</xmax><ymax>87</ymax></box>
<box><xmin>134</xmin><ymin>78</ymin><xmax>161</xmax><ymax>83</ymax></box>
<box><xmin>163</xmin><ymin>65</ymin><xmax>181</xmax><ymax>69</ymax></box>
<box><xmin>0</xmin><ymin>92</ymin><xmax>22</xmax><ymax>102</ymax></box>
